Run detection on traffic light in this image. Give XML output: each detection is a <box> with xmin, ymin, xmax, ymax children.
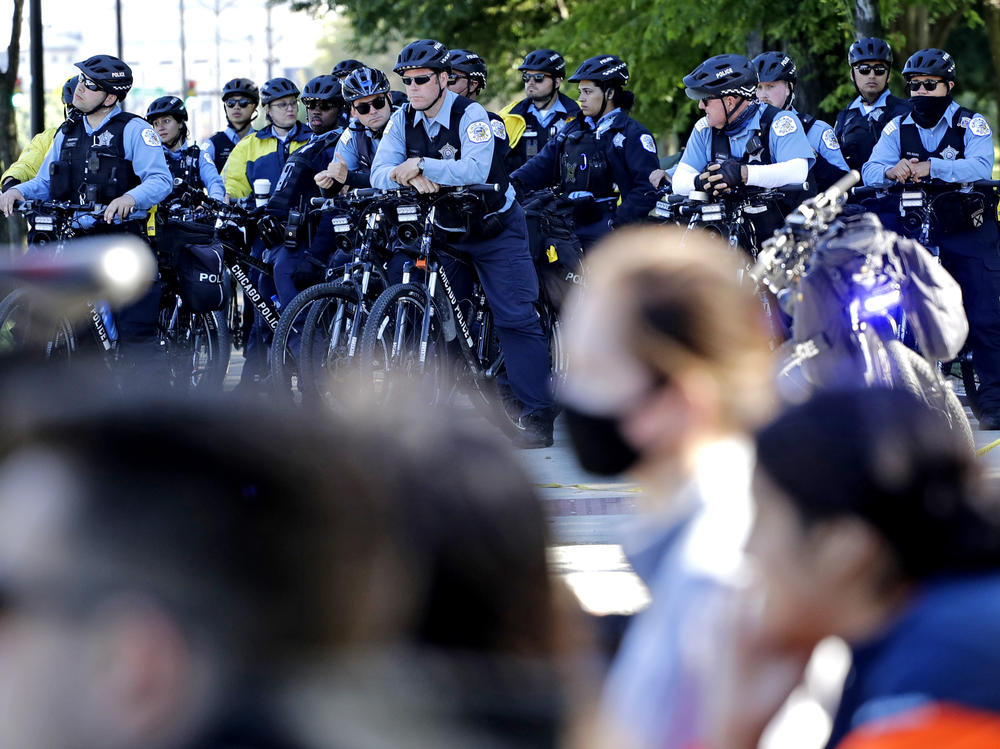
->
<box><xmin>186</xmin><ymin>80</ymin><xmax>197</xmax><ymax>98</ymax></box>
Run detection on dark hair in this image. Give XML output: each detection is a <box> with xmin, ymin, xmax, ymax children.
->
<box><xmin>756</xmin><ymin>388</ymin><xmax>1000</xmax><ymax>580</ymax></box>
<box><xmin>0</xmin><ymin>370</ymin><xmax>388</xmax><ymax>667</ymax></box>
<box><xmin>598</xmin><ymin>82</ymin><xmax>635</xmax><ymax>112</ymax></box>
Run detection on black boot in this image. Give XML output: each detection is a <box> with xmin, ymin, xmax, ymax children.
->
<box><xmin>513</xmin><ymin>407</ymin><xmax>556</xmax><ymax>449</ymax></box>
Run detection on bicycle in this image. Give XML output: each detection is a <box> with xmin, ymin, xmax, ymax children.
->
<box><xmin>752</xmin><ymin>172</ymin><xmax>974</xmax><ymax>449</ymax></box>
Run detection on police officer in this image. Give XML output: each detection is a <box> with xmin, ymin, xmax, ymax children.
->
<box><xmin>500</xmin><ymin>49</ymin><xmax>580</xmax><ymax>173</ymax></box>
<box><xmin>146</xmin><ymin>95</ymin><xmax>225</xmax><ymax>202</ymax></box>
<box><xmin>671</xmin><ymin>54</ymin><xmax>814</xmax><ymax>242</ymax></box>
<box><xmin>0</xmin><ymin>54</ymin><xmax>172</xmax><ymax>369</ymax></box>
<box><xmin>320</xmin><ymin>66</ymin><xmax>394</xmax><ymax>190</ymax></box>
<box><xmin>448</xmin><ymin>49</ymin><xmax>511</xmax><ymax>161</ymax></box>
<box><xmin>370</xmin><ymin>39</ymin><xmax>556</xmax><ymax>448</ymax></box>
<box><xmin>834</xmin><ymin>37</ymin><xmax>910</xmax><ymax>172</ymax></box>
<box><xmin>511</xmin><ymin>54</ymin><xmax>659</xmax><ymax>249</ymax></box>
<box><xmin>202</xmin><ymin>78</ymin><xmax>259</xmax><ymax>174</ymax></box>
<box><xmin>753</xmin><ymin>51</ymin><xmax>850</xmax><ymax>191</ymax></box>
<box><xmin>268</xmin><ymin>74</ymin><xmax>345</xmax><ymax>308</ymax></box>
<box><xmin>331</xmin><ymin>59</ymin><xmax>366</xmax><ymax>128</ymax></box>
<box><xmin>863</xmin><ymin>49</ymin><xmax>1000</xmax><ymax>429</ymax></box>
<box><xmin>1</xmin><ymin>76</ymin><xmax>78</xmax><ymax>191</ymax></box>
<box><xmin>223</xmin><ymin>77</ymin><xmax>311</xmax><ymax>388</ymax></box>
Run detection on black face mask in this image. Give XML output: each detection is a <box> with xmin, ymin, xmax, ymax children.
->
<box><xmin>910</xmin><ymin>94</ymin><xmax>953</xmax><ymax>128</ymax></box>
<box><xmin>562</xmin><ymin>404</ymin><xmax>641</xmax><ymax>476</ymax></box>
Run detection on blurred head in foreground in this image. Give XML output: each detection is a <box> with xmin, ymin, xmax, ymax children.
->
<box><xmin>750</xmin><ymin>387</ymin><xmax>1000</xmax><ymax>648</ymax></box>
<box><xmin>0</xmin><ymin>372</ymin><xmax>389</xmax><ymax>749</ymax></box>
<box><xmin>560</xmin><ymin>225</ymin><xmax>775</xmax><ymax>478</ymax></box>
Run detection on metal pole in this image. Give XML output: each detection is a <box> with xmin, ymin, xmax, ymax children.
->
<box><xmin>180</xmin><ymin>0</ymin><xmax>188</xmax><ymax>99</ymax></box>
<box><xmin>29</xmin><ymin>0</ymin><xmax>43</xmax><ymax>135</ymax></box>
<box><xmin>265</xmin><ymin>4</ymin><xmax>274</xmax><ymax>80</ymax></box>
<box><xmin>116</xmin><ymin>0</ymin><xmax>123</xmax><ymax>59</ymax></box>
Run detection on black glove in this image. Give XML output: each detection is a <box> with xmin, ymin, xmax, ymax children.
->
<box><xmin>716</xmin><ymin>158</ymin><xmax>744</xmax><ymax>192</ymax></box>
<box><xmin>693</xmin><ymin>172</ymin><xmax>709</xmax><ymax>193</ymax></box>
<box><xmin>257</xmin><ymin>215</ymin><xmax>285</xmax><ymax>249</ymax></box>
<box><xmin>1</xmin><ymin>177</ymin><xmax>21</xmax><ymax>193</ymax></box>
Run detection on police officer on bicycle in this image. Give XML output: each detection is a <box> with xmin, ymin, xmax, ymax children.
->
<box><xmin>753</xmin><ymin>51</ymin><xmax>850</xmax><ymax>191</ymax></box>
<box><xmin>500</xmin><ymin>49</ymin><xmax>580</xmax><ymax>173</ymax></box>
<box><xmin>511</xmin><ymin>54</ymin><xmax>659</xmax><ymax>249</ymax></box>
<box><xmin>147</xmin><ymin>96</ymin><xmax>225</xmax><ymax>202</ymax></box>
<box><xmin>448</xmin><ymin>49</ymin><xmax>511</xmax><ymax>160</ymax></box>
<box><xmin>671</xmin><ymin>54</ymin><xmax>814</xmax><ymax>240</ymax></box>
<box><xmin>834</xmin><ymin>38</ymin><xmax>910</xmax><ymax>172</ymax></box>
<box><xmin>0</xmin><ymin>54</ymin><xmax>172</xmax><ymax>371</ymax></box>
<box><xmin>2</xmin><ymin>76</ymin><xmax>79</xmax><ymax>191</ymax></box>
<box><xmin>370</xmin><ymin>39</ymin><xmax>556</xmax><ymax>448</ymax></box>
<box><xmin>863</xmin><ymin>48</ymin><xmax>1000</xmax><ymax>429</ymax></box>
<box><xmin>202</xmin><ymin>78</ymin><xmax>259</xmax><ymax>174</ymax></box>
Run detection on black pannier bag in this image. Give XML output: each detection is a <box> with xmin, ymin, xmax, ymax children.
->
<box><xmin>523</xmin><ymin>192</ymin><xmax>584</xmax><ymax>310</ymax></box>
<box><xmin>159</xmin><ymin>220</ymin><xmax>228</xmax><ymax>314</ymax></box>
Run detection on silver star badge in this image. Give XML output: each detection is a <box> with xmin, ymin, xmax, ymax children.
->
<box><xmin>439</xmin><ymin>143</ymin><xmax>458</xmax><ymax>160</ymax></box>
<box><xmin>94</xmin><ymin>130</ymin><xmax>114</xmax><ymax>148</ymax></box>
<box><xmin>940</xmin><ymin>145</ymin><xmax>958</xmax><ymax>161</ymax></box>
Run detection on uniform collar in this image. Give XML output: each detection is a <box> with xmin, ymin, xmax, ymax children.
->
<box><xmin>255</xmin><ymin>121</ymin><xmax>308</xmax><ymax>141</ymax></box>
<box><xmin>850</xmin><ymin>89</ymin><xmax>891</xmax><ymax>111</ymax></box>
<box><xmin>227</xmin><ymin>125</ymin><xmax>253</xmax><ymax>141</ymax></box>
<box><xmin>528</xmin><ymin>96</ymin><xmax>568</xmax><ymax>119</ymax></box>
<box><xmin>722</xmin><ymin>100</ymin><xmax>760</xmax><ymax>135</ymax></box>
<box><xmin>584</xmin><ymin>107</ymin><xmax>624</xmax><ymax>135</ymax></box>
<box><xmin>84</xmin><ymin>104</ymin><xmax>122</xmax><ymax>134</ymax></box>
<box><xmin>413</xmin><ymin>89</ymin><xmax>457</xmax><ymax>131</ymax></box>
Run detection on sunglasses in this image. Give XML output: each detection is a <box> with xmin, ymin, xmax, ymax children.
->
<box><xmin>908</xmin><ymin>79</ymin><xmax>943</xmax><ymax>92</ymax></box>
<box><xmin>303</xmin><ymin>99</ymin><xmax>337</xmax><ymax>111</ymax></box>
<box><xmin>79</xmin><ymin>76</ymin><xmax>102</xmax><ymax>92</ymax></box>
<box><xmin>353</xmin><ymin>95</ymin><xmax>388</xmax><ymax>115</ymax></box>
<box><xmin>855</xmin><ymin>64</ymin><xmax>889</xmax><ymax>76</ymax></box>
<box><xmin>522</xmin><ymin>73</ymin><xmax>549</xmax><ymax>83</ymax></box>
<box><xmin>401</xmin><ymin>74</ymin><xmax>434</xmax><ymax>87</ymax></box>
<box><xmin>225</xmin><ymin>98</ymin><xmax>253</xmax><ymax>109</ymax></box>
<box><xmin>447</xmin><ymin>73</ymin><xmax>467</xmax><ymax>84</ymax></box>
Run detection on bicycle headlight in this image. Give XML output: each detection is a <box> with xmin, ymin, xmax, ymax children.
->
<box><xmin>396</xmin><ymin>205</ymin><xmax>419</xmax><ymax>222</ymax></box>
<box><xmin>900</xmin><ymin>191</ymin><xmax>924</xmax><ymax>209</ymax></box>
<box><xmin>700</xmin><ymin>204</ymin><xmax>723</xmax><ymax>222</ymax></box>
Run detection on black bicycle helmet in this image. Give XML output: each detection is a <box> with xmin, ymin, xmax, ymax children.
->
<box><xmin>902</xmin><ymin>48</ymin><xmax>956</xmax><ymax>81</ymax></box>
<box><xmin>393</xmin><ymin>39</ymin><xmax>451</xmax><ymax>74</ymax></box>
<box><xmin>146</xmin><ymin>95</ymin><xmax>187</xmax><ymax>122</ymax></box>
<box><xmin>341</xmin><ymin>66</ymin><xmax>391</xmax><ymax>103</ymax></box>
<box><xmin>449</xmin><ymin>49</ymin><xmax>488</xmax><ymax>87</ymax></box>
<box><xmin>753</xmin><ymin>51</ymin><xmax>797</xmax><ymax>84</ymax></box>
<box><xmin>518</xmin><ymin>49</ymin><xmax>566</xmax><ymax>76</ymax></box>
<box><xmin>302</xmin><ymin>74</ymin><xmax>343</xmax><ymax>104</ymax></box>
<box><xmin>567</xmin><ymin>55</ymin><xmax>629</xmax><ymax>85</ymax></box>
<box><xmin>74</xmin><ymin>54</ymin><xmax>133</xmax><ymax>97</ymax></box>
<box><xmin>849</xmin><ymin>37</ymin><xmax>892</xmax><ymax>65</ymax></box>
<box><xmin>222</xmin><ymin>77</ymin><xmax>259</xmax><ymax>103</ymax></box>
<box><xmin>62</xmin><ymin>76</ymin><xmax>79</xmax><ymax>105</ymax></box>
<box><xmin>331</xmin><ymin>59</ymin><xmax>365</xmax><ymax>79</ymax></box>
<box><xmin>683</xmin><ymin>54</ymin><xmax>757</xmax><ymax>100</ymax></box>
<box><xmin>260</xmin><ymin>77</ymin><xmax>300</xmax><ymax>105</ymax></box>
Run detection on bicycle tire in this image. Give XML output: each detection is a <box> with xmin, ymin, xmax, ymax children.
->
<box><xmin>358</xmin><ymin>282</ymin><xmax>451</xmax><ymax>406</ymax></box>
<box><xmin>270</xmin><ymin>282</ymin><xmax>360</xmax><ymax>404</ymax></box>
<box><xmin>0</xmin><ymin>288</ymin><xmax>77</xmax><ymax>364</ymax></box>
<box><xmin>885</xmin><ymin>339</ymin><xmax>974</xmax><ymax>452</ymax></box>
<box><xmin>298</xmin><ymin>284</ymin><xmax>365</xmax><ymax>409</ymax></box>
<box><xmin>960</xmin><ymin>356</ymin><xmax>981</xmax><ymax>419</ymax></box>
<box><xmin>158</xmin><ymin>298</ymin><xmax>231</xmax><ymax>391</ymax></box>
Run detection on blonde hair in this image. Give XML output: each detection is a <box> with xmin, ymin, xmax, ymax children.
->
<box><xmin>582</xmin><ymin>225</ymin><xmax>776</xmax><ymax>430</ymax></box>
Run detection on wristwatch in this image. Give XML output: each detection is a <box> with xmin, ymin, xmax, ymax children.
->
<box><xmin>417</xmin><ymin>157</ymin><xmax>426</xmax><ymax>174</ymax></box>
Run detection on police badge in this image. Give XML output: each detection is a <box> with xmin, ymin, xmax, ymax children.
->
<box><xmin>940</xmin><ymin>145</ymin><xmax>959</xmax><ymax>161</ymax></box>
<box><xmin>94</xmin><ymin>130</ymin><xmax>115</xmax><ymax>148</ymax></box>
<box><xmin>439</xmin><ymin>143</ymin><xmax>458</xmax><ymax>160</ymax></box>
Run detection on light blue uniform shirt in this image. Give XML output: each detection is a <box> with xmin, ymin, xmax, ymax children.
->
<box><xmin>528</xmin><ymin>97</ymin><xmax>569</xmax><ymax>130</ymax></box>
<box><xmin>18</xmin><ymin>105</ymin><xmax>172</xmax><ymax>215</ymax></box>
<box><xmin>862</xmin><ymin>101</ymin><xmax>994</xmax><ymax>185</ymax></box>
<box><xmin>200</xmin><ymin>125</ymin><xmax>255</xmax><ymax>165</ymax></box>
<box><xmin>371</xmin><ymin>90</ymin><xmax>515</xmax><ymax>211</ymax></box>
<box><xmin>794</xmin><ymin>108</ymin><xmax>850</xmax><ymax>172</ymax></box>
<box><xmin>164</xmin><ymin>146</ymin><xmax>226</xmax><ymax>201</ymax></box>
<box><xmin>679</xmin><ymin>101</ymin><xmax>815</xmax><ymax>172</ymax></box>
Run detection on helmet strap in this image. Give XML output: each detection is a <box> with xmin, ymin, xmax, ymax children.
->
<box><xmin>781</xmin><ymin>82</ymin><xmax>795</xmax><ymax>111</ymax></box>
<box><xmin>415</xmin><ymin>74</ymin><xmax>447</xmax><ymax>112</ymax></box>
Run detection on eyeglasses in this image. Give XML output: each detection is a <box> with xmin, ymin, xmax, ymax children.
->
<box><xmin>79</xmin><ymin>76</ymin><xmax>102</xmax><ymax>92</ymax></box>
<box><xmin>908</xmin><ymin>79</ymin><xmax>943</xmax><ymax>92</ymax></box>
<box><xmin>353</xmin><ymin>95</ymin><xmax>388</xmax><ymax>115</ymax></box>
<box><xmin>855</xmin><ymin>64</ymin><xmax>889</xmax><ymax>76</ymax></box>
<box><xmin>268</xmin><ymin>100</ymin><xmax>299</xmax><ymax>110</ymax></box>
<box><xmin>447</xmin><ymin>73</ymin><xmax>468</xmax><ymax>84</ymax></box>
<box><xmin>303</xmin><ymin>99</ymin><xmax>337</xmax><ymax>111</ymax></box>
<box><xmin>225</xmin><ymin>98</ymin><xmax>253</xmax><ymax>109</ymax></box>
<box><xmin>522</xmin><ymin>73</ymin><xmax>549</xmax><ymax>83</ymax></box>
<box><xmin>401</xmin><ymin>74</ymin><xmax>434</xmax><ymax>87</ymax></box>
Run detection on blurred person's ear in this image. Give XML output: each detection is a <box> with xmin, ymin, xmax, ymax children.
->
<box><xmin>808</xmin><ymin>517</ymin><xmax>895</xmax><ymax>606</ymax></box>
<box><xmin>88</xmin><ymin>597</ymin><xmax>204</xmax><ymax>748</ymax></box>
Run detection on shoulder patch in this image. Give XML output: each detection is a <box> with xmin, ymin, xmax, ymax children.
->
<box><xmin>694</xmin><ymin>116</ymin><xmax>709</xmax><ymax>133</ymax></box>
<box><xmin>383</xmin><ymin>118</ymin><xmax>394</xmax><ymax>138</ymax></box>
<box><xmin>141</xmin><ymin>128</ymin><xmax>161</xmax><ymax>147</ymax></box>
<box><xmin>467</xmin><ymin>121</ymin><xmax>491</xmax><ymax>144</ymax></box>
<box><xmin>640</xmin><ymin>133</ymin><xmax>656</xmax><ymax>153</ymax></box>
<box><xmin>490</xmin><ymin>119</ymin><xmax>507</xmax><ymax>141</ymax></box>
<box><xmin>340</xmin><ymin>128</ymin><xmax>353</xmax><ymax>144</ymax></box>
<box><xmin>970</xmin><ymin>116</ymin><xmax>992</xmax><ymax>137</ymax></box>
<box><xmin>772</xmin><ymin>115</ymin><xmax>798</xmax><ymax>137</ymax></box>
<box><xmin>821</xmin><ymin>128</ymin><xmax>841</xmax><ymax>151</ymax></box>
<box><xmin>959</xmin><ymin>116</ymin><xmax>971</xmax><ymax>129</ymax></box>
<box><xmin>882</xmin><ymin>119</ymin><xmax>898</xmax><ymax>137</ymax></box>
